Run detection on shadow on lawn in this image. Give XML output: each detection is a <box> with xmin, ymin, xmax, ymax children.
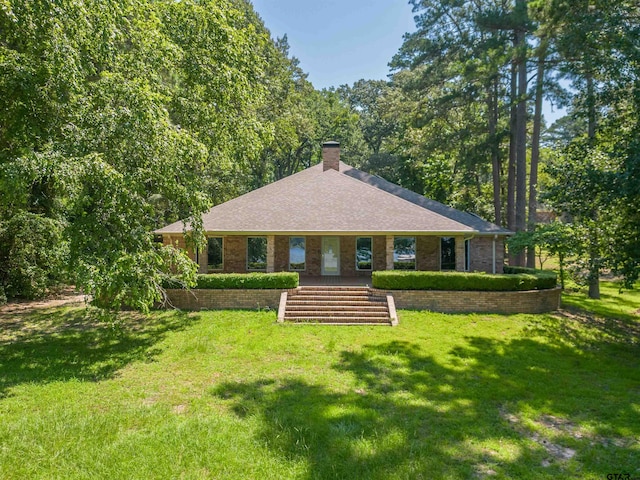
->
<box><xmin>0</xmin><ymin>306</ymin><xmax>197</xmax><ymax>397</ymax></box>
<box><xmin>561</xmin><ymin>290</ymin><xmax>640</xmax><ymax>323</ymax></box>
<box><xmin>214</xmin><ymin>327</ymin><xmax>639</xmax><ymax>478</ymax></box>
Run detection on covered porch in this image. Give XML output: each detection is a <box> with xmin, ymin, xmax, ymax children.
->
<box><xmin>165</xmin><ymin>233</ymin><xmax>504</xmax><ymax>276</ymax></box>
<box><xmin>299</xmin><ymin>274</ymin><xmax>373</xmax><ymax>287</ymax></box>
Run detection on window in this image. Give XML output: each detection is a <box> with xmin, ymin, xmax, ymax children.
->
<box><xmin>440</xmin><ymin>237</ymin><xmax>456</xmax><ymax>270</ymax></box>
<box><xmin>247</xmin><ymin>237</ymin><xmax>267</xmax><ymax>271</ymax></box>
<box><xmin>393</xmin><ymin>237</ymin><xmax>416</xmax><ymax>270</ymax></box>
<box><xmin>289</xmin><ymin>237</ymin><xmax>305</xmax><ymax>271</ymax></box>
<box><xmin>356</xmin><ymin>237</ymin><xmax>372</xmax><ymax>270</ymax></box>
<box><xmin>207</xmin><ymin>237</ymin><xmax>223</xmax><ymax>272</ymax></box>
<box><xmin>465</xmin><ymin>239</ymin><xmax>470</xmax><ymax>272</ymax></box>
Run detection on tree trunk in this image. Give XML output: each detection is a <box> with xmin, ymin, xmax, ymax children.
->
<box><xmin>588</xmin><ymin>224</ymin><xmax>600</xmax><ymax>299</ymax></box>
<box><xmin>507</xmin><ymin>56</ymin><xmax>517</xmax><ymax>234</ymax></box>
<box><xmin>586</xmin><ymin>74</ymin><xmax>600</xmax><ymax>299</ymax></box>
<box><xmin>514</xmin><ymin>23</ymin><xmax>528</xmax><ymax>267</ymax></box>
<box><xmin>527</xmin><ymin>41</ymin><xmax>547</xmax><ymax>268</ymax></box>
<box><xmin>506</xmin><ymin>49</ymin><xmax>518</xmax><ymax>270</ymax></box>
<box><xmin>488</xmin><ymin>78</ymin><xmax>501</xmax><ymax>226</ymax></box>
<box><xmin>587</xmin><ymin>74</ymin><xmax>596</xmax><ymax>142</ymax></box>
<box><xmin>558</xmin><ymin>253</ymin><xmax>565</xmax><ymax>289</ymax></box>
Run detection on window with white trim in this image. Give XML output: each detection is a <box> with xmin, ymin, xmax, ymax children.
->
<box><xmin>393</xmin><ymin>237</ymin><xmax>416</xmax><ymax>270</ymax></box>
<box><xmin>289</xmin><ymin>237</ymin><xmax>305</xmax><ymax>271</ymax></box>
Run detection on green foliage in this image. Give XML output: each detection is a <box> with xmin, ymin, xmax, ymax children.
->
<box><xmin>183</xmin><ymin>272</ymin><xmax>299</xmax><ymax>290</ymax></box>
<box><xmin>0</xmin><ymin>0</ymin><xmax>278</xmax><ymax>310</ymax></box>
<box><xmin>86</xmin><ymin>244</ymin><xmax>197</xmax><ymax>313</ymax></box>
<box><xmin>502</xmin><ymin>266</ymin><xmax>539</xmax><ymax>275</ymax></box>
<box><xmin>543</xmin><ymin>142</ymin><xmax>621</xmax><ymax>297</ymax></box>
<box><xmin>0</xmin><ymin>212</ymin><xmax>68</xmax><ymax>299</ymax></box>
<box><xmin>507</xmin><ymin>222</ymin><xmax>577</xmax><ymax>287</ymax></box>
<box><xmin>372</xmin><ymin>270</ymin><xmax>557</xmax><ymax>291</ymax></box>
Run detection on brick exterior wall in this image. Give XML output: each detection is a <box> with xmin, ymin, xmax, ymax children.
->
<box><xmin>416</xmin><ymin>236</ymin><xmax>439</xmax><ymax>271</ymax></box>
<box><xmin>340</xmin><ymin>236</ymin><xmax>355</xmax><ymax>276</ymax></box>
<box><xmin>372</xmin><ymin>287</ymin><xmax>561</xmax><ymax>314</ymax></box>
<box><xmin>469</xmin><ymin>236</ymin><xmax>504</xmax><ymax>273</ymax></box>
<box><xmin>373</xmin><ymin>236</ymin><xmax>386</xmax><ymax>271</ymax></box>
<box><xmin>274</xmin><ymin>235</ymin><xmax>289</xmax><ymax>271</ymax></box>
<box><xmin>163</xmin><ymin>235</ymin><xmax>196</xmax><ymax>262</ymax></box>
<box><xmin>307</xmin><ymin>236</ymin><xmax>322</xmax><ymax>276</ymax></box>
<box><xmin>224</xmin><ymin>235</ymin><xmax>247</xmax><ymax>273</ymax></box>
<box><xmin>161</xmin><ymin>234</ymin><xmax>507</xmax><ymax>275</ymax></box>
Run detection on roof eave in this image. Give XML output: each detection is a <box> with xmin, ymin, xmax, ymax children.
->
<box><xmin>157</xmin><ymin>229</ymin><xmax>512</xmax><ymax>236</ymax></box>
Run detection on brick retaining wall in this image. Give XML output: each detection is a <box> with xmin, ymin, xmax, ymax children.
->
<box><xmin>164</xmin><ymin>289</ymin><xmax>284</xmax><ymax>310</ymax></box>
<box><xmin>164</xmin><ymin>287</ymin><xmax>561</xmax><ymax>314</ymax></box>
<box><xmin>371</xmin><ymin>287</ymin><xmax>561</xmax><ymax>314</ymax></box>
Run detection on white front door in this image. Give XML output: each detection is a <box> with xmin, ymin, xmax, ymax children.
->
<box><xmin>321</xmin><ymin>237</ymin><xmax>340</xmax><ymax>276</ymax></box>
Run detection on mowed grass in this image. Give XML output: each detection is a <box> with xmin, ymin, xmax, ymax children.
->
<box><xmin>0</xmin><ymin>290</ymin><xmax>638</xmax><ymax>479</ymax></box>
<box><xmin>562</xmin><ymin>280</ymin><xmax>640</xmax><ymax>321</ymax></box>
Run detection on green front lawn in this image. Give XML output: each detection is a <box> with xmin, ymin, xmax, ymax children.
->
<box><xmin>562</xmin><ymin>280</ymin><xmax>640</xmax><ymax>321</ymax></box>
<box><xmin>0</xmin><ymin>289</ymin><xmax>638</xmax><ymax>479</ymax></box>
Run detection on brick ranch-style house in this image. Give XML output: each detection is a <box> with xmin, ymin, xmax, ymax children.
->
<box><xmin>156</xmin><ymin>142</ymin><xmax>511</xmax><ymax>279</ymax></box>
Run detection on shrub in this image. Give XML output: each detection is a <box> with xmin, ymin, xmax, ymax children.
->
<box><xmin>167</xmin><ymin>272</ymin><xmax>299</xmax><ymax>290</ymax></box>
<box><xmin>0</xmin><ymin>212</ymin><xmax>68</xmax><ymax>300</ymax></box>
<box><xmin>372</xmin><ymin>270</ymin><xmax>557</xmax><ymax>291</ymax></box>
<box><xmin>0</xmin><ymin>286</ymin><xmax>6</xmax><ymax>306</ymax></box>
<box><xmin>503</xmin><ymin>265</ymin><xmax>539</xmax><ymax>275</ymax></box>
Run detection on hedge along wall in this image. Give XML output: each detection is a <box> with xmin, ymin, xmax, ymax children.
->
<box><xmin>370</xmin><ymin>270</ymin><xmax>560</xmax><ymax>314</ymax></box>
<box><xmin>371</xmin><ymin>287</ymin><xmax>561</xmax><ymax>314</ymax></box>
<box><xmin>372</xmin><ymin>270</ymin><xmax>557</xmax><ymax>291</ymax></box>
<box><xmin>161</xmin><ymin>273</ymin><xmax>298</xmax><ymax>311</ymax></box>
<box><xmin>194</xmin><ymin>272</ymin><xmax>298</xmax><ymax>289</ymax></box>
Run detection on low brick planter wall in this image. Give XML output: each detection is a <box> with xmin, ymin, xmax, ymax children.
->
<box><xmin>163</xmin><ymin>287</ymin><xmax>561</xmax><ymax>314</ymax></box>
<box><xmin>163</xmin><ymin>288</ymin><xmax>286</xmax><ymax>311</ymax></box>
<box><xmin>371</xmin><ymin>287</ymin><xmax>561</xmax><ymax>314</ymax></box>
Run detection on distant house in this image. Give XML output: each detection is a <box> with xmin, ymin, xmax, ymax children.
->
<box><xmin>156</xmin><ymin>142</ymin><xmax>511</xmax><ymax>278</ymax></box>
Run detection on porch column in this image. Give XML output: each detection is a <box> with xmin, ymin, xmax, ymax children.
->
<box><xmin>197</xmin><ymin>243</ymin><xmax>207</xmax><ymax>274</ymax></box>
<box><xmin>266</xmin><ymin>235</ymin><xmax>275</xmax><ymax>273</ymax></box>
<box><xmin>386</xmin><ymin>235</ymin><xmax>394</xmax><ymax>270</ymax></box>
<box><xmin>455</xmin><ymin>236</ymin><xmax>465</xmax><ymax>272</ymax></box>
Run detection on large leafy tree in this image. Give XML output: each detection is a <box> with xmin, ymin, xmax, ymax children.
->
<box><xmin>0</xmin><ymin>0</ymin><xmax>273</xmax><ymax>309</ymax></box>
<box><xmin>390</xmin><ymin>0</ymin><xmax>519</xmax><ymax>223</ymax></box>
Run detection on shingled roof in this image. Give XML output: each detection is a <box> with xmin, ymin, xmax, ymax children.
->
<box><xmin>156</xmin><ymin>158</ymin><xmax>511</xmax><ymax>236</ymax></box>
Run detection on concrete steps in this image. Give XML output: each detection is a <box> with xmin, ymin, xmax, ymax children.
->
<box><xmin>278</xmin><ymin>286</ymin><xmax>397</xmax><ymax>326</ymax></box>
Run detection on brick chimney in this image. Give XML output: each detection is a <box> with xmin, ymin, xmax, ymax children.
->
<box><xmin>322</xmin><ymin>141</ymin><xmax>340</xmax><ymax>171</ymax></box>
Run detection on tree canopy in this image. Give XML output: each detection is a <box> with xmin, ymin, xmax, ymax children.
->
<box><xmin>1</xmin><ymin>0</ymin><xmax>638</xmax><ymax>306</ymax></box>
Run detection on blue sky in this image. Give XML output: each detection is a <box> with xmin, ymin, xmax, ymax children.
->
<box><xmin>251</xmin><ymin>0</ymin><xmax>415</xmax><ymax>89</ymax></box>
<box><xmin>251</xmin><ymin>1</ymin><xmax>565</xmax><ymax>122</ymax></box>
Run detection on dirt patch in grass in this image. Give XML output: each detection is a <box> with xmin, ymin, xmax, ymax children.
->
<box><xmin>0</xmin><ymin>286</ymin><xmax>87</xmax><ymax>315</ymax></box>
<box><xmin>502</xmin><ymin>409</ymin><xmax>639</xmax><ymax>468</ymax></box>
<box><xmin>502</xmin><ymin>410</ymin><xmax>576</xmax><ymax>465</ymax></box>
